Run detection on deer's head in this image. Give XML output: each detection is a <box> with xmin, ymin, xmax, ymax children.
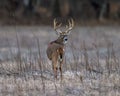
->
<box><xmin>53</xmin><ymin>18</ymin><xmax>74</xmax><ymax>44</ymax></box>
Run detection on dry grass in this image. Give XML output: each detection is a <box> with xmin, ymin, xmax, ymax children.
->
<box><xmin>0</xmin><ymin>26</ymin><xmax>120</xmax><ymax>96</ymax></box>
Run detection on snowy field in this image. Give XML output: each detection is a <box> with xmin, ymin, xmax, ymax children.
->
<box><xmin>0</xmin><ymin>26</ymin><xmax>120</xmax><ymax>96</ymax></box>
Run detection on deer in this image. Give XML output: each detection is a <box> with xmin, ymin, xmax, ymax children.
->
<box><xmin>46</xmin><ymin>18</ymin><xmax>74</xmax><ymax>79</ymax></box>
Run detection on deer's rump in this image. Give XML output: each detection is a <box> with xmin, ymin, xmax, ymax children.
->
<box><xmin>46</xmin><ymin>43</ymin><xmax>64</xmax><ymax>60</ymax></box>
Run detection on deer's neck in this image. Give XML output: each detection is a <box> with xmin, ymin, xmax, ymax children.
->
<box><xmin>54</xmin><ymin>39</ymin><xmax>65</xmax><ymax>45</ymax></box>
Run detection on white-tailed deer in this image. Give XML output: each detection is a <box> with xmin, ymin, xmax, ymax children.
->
<box><xmin>46</xmin><ymin>18</ymin><xmax>74</xmax><ymax>79</ymax></box>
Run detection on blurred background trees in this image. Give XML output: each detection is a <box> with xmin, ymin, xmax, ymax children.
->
<box><xmin>0</xmin><ymin>0</ymin><xmax>120</xmax><ymax>25</ymax></box>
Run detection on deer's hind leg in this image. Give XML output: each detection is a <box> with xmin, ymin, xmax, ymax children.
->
<box><xmin>52</xmin><ymin>53</ymin><xmax>58</xmax><ymax>79</ymax></box>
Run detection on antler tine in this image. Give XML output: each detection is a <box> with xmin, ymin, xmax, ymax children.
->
<box><xmin>65</xmin><ymin>18</ymin><xmax>74</xmax><ymax>33</ymax></box>
<box><xmin>53</xmin><ymin>19</ymin><xmax>62</xmax><ymax>34</ymax></box>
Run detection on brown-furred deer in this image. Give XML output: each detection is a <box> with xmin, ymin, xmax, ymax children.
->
<box><xmin>46</xmin><ymin>18</ymin><xmax>74</xmax><ymax>79</ymax></box>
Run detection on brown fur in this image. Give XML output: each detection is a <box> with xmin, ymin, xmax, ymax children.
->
<box><xmin>46</xmin><ymin>40</ymin><xmax>64</xmax><ymax>79</ymax></box>
<box><xmin>46</xmin><ymin>18</ymin><xmax>74</xmax><ymax>79</ymax></box>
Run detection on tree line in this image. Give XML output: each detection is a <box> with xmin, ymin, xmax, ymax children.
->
<box><xmin>0</xmin><ymin>0</ymin><xmax>120</xmax><ymax>24</ymax></box>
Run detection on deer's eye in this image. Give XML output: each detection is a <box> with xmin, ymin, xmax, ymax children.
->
<box><xmin>64</xmin><ymin>38</ymin><xmax>68</xmax><ymax>41</ymax></box>
<box><xmin>64</xmin><ymin>37</ymin><xmax>68</xmax><ymax>42</ymax></box>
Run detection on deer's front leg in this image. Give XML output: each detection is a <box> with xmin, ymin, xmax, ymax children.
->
<box><xmin>59</xmin><ymin>60</ymin><xmax>63</xmax><ymax>80</ymax></box>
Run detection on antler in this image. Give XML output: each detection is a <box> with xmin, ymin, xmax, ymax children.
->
<box><xmin>53</xmin><ymin>18</ymin><xmax>74</xmax><ymax>35</ymax></box>
<box><xmin>54</xmin><ymin>19</ymin><xmax>62</xmax><ymax>35</ymax></box>
<box><xmin>65</xmin><ymin>18</ymin><xmax>74</xmax><ymax>34</ymax></box>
